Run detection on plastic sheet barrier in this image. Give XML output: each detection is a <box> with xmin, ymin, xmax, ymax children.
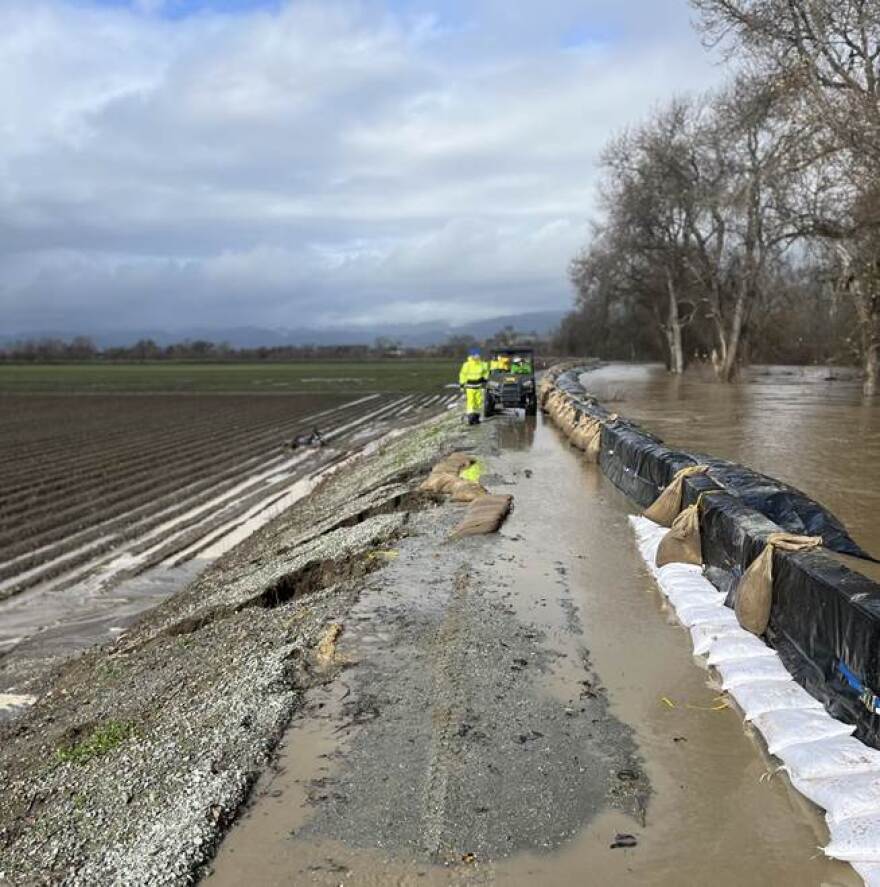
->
<box><xmin>540</xmin><ymin>364</ymin><xmax>880</xmax><ymax>882</ymax></box>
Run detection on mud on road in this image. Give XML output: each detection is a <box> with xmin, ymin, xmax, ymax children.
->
<box><xmin>0</xmin><ymin>408</ymin><xmax>858</xmax><ymax>885</ymax></box>
<box><xmin>208</xmin><ymin>414</ymin><xmax>855</xmax><ymax>886</ymax></box>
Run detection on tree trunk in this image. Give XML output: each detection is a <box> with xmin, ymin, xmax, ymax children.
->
<box><xmin>865</xmin><ymin>341</ymin><xmax>878</xmax><ymax>397</ymax></box>
<box><xmin>666</xmin><ymin>274</ymin><xmax>685</xmax><ymax>375</ymax></box>
<box><xmin>851</xmin><ymin>272</ymin><xmax>880</xmax><ymax>397</ymax></box>
<box><xmin>719</xmin><ymin>292</ymin><xmax>746</xmax><ymax>383</ymax></box>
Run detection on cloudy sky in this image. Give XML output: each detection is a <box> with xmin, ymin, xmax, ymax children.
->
<box><xmin>1</xmin><ymin>0</ymin><xmax>721</xmax><ymax>334</ymax></box>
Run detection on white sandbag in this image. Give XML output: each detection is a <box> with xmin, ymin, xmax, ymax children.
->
<box><xmin>690</xmin><ymin>620</ymin><xmax>742</xmax><ymax>656</ymax></box>
<box><xmin>664</xmin><ymin>582</ymin><xmax>723</xmax><ymax>612</ymax></box>
<box><xmin>630</xmin><ymin>516</ymin><xmax>665</xmax><ymax>559</ymax></box>
<box><xmin>675</xmin><ymin>603</ymin><xmax>733</xmax><ymax>628</ymax></box>
<box><xmin>781</xmin><ymin>735</ymin><xmax>880</xmax><ymax>781</ymax></box>
<box><xmin>825</xmin><ymin>815</ymin><xmax>880</xmax><ymax>863</ymax></box>
<box><xmin>656</xmin><ymin>563</ymin><xmax>703</xmax><ymax>583</ymax></box>
<box><xmin>751</xmin><ymin>709</ymin><xmax>856</xmax><ymax>756</ymax></box>
<box><xmin>706</xmin><ymin>634</ymin><xmax>778</xmax><ymax>666</ymax></box>
<box><xmin>787</xmin><ymin>771</ymin><xmax>880</xmax><ymax>824</ymax></box>
<box><xmin>715</xmin><ymin>656</ymin><xmax>792</xmax><ymax>690</ymax></box>
<box><xmin>728</xmin><ymin>680</ymin><xmax>823</xmax><ymax>720</ymax></box>
<box><xmin>852</xmin><ymin>861</ymin><xmax>880</xmax><ymax>886</ymax></box>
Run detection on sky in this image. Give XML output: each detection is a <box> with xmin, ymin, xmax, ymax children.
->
<box><xmin>0</xmin><ymin>0</ymin><xmax>721</xmax><ymax>334</ymax></box>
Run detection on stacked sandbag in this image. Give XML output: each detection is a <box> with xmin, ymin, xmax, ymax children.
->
<box><xmin>538</xmin><ymin>361</ymin><xmax>579</xmax><ymax>409</ymax></box>
<box><xmin>419</xmin><ymin>452</ymin><xmax>488</xmax><ymax>502</ymax></box>
<box><xmin>418</xmin><ymin>451</ymin><xmax>514</xmax><ymax>535</ymax></box>
<box><xmin>569</xmin><ymin>415</ymin><xmax>603</xmax><ymax>462</ymax></box>
<box><xmin>541</xmin><ymin>373</ymin><xmax>613</xmax><ymax>464</ymax></box>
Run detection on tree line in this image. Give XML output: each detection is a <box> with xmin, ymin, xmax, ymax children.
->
<box><xmin>0</xmin><ymin>328</ymin><xmax>550</xmax><ymax>363</ymax></box>
<box><xmin>561</xmin><ymin>0</ymin><xmax>880</xmax><ymax>394</ymax></box>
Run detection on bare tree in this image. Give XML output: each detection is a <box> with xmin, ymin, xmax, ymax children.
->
<box><xmin>596</xmin><ymin>100</ymin><xmax>706</xmax><ymax>373</ymax></box>
<box><xmin>693</xmin><ymin>0</ymin><xmax>880</xmax><ymax>391</ymax></box>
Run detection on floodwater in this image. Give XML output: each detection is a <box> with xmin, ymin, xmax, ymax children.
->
<box><xmin>207</xmin><ymin>408</ymin><xmax>859</xmax><ymax>886</ymax></box>
<box><xmin>582</xmin><ymin>363</ymin><xmax>880</xmax><ymax>564</ymax></box>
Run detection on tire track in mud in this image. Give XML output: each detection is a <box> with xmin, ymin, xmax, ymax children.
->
<box><xmin>421</xmin><ymin>566</ymin><xmax>472</xmax><ymax>861</ymax></box>
<box><xmin>422</xmin><ymin>566</ymin><xmax>495</xmax><ymax>885</ymax></box>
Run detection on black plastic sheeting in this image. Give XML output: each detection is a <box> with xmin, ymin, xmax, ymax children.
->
<box><xmin>549</xmin><ymin>367</ymin><xmax>880</xmax><ymax>748</ymax></box>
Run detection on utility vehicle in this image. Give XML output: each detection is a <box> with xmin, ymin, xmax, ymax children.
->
<box><xmin>484</xmin><ymin>346</ymin><xmax>537</xmax><ymax>417</ymax></box>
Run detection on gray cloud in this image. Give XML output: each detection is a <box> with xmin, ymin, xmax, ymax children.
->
<box><xmin>0</xmin><ymin>0</ymin><xmax>721</xmax><ymax>334</ymax></box>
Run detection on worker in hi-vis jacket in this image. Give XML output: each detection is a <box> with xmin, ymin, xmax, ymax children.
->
<box><xmin>459</xmin><ymin>348</ymin><xmax>489</xmax><ymax>426</ymax></box>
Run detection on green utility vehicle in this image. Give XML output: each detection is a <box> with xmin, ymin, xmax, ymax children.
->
<box><xmin>484</xmin><ymin>346</ymin><xmax>538</xmax><ymax>417</ymax></box>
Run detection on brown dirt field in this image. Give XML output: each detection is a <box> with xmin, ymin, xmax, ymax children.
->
<box><xmin>0</xmin><ymin>392</ymin><xmax>456</xmax><ymax>601</ymax></box>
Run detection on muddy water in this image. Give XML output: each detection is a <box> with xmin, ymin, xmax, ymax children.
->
<box><xmin>207</xmin><ymin>414</ymin><xmax>857</xmax><ymax>886</ymax></box>
<box><xmin>583</xmin><ymin>363</ymin><xmax>880</xmax><ymax>563</ymax></box>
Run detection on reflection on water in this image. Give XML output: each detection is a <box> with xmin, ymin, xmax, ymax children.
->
<box><xmin>495</xmin><ymin>415</ymin><xmax>537</xmax><ymax>451</ymax></box>
<box><xmin>582</xmin><ymin>364</ymin><xmax>880</xmax><ymax>561</ymax></box>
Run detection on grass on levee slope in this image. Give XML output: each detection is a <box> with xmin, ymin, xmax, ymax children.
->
<box><xmin>0</xmin><ymin>360</ymin><xmax>460</xmax><ymax>394</ymax></box>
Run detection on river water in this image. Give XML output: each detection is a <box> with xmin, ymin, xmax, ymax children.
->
<box><xmin>582</xmin><ymin>363</ymin><xmax>880</xmax><ymax>571</ymax></box>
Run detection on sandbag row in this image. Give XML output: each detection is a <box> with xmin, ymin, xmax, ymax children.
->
<box><xmin>540</xmin><ymin>364</ymin><xmax>880</xmax><ymax>749</ymax></box>
<box><xmin>630</xmin><ymin>515</ymin><xmax>880</xmax><ymax>883</ymax></box>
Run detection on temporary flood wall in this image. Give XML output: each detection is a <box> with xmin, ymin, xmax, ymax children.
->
<box><xmin>540</xmin><ymin>365</ymin><xmax>880</xmax><ymax>749</ymax></box>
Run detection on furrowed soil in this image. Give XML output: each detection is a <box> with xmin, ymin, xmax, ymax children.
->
<box><xmin>0</xmin><ymin>389</ymin><xmax>459</xmax><ymax>696</ymax></box>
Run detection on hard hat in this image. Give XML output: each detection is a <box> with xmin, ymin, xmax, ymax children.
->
<box><xmin>468</xmin><ymin>348</ymin><xmax>481</xmax><ymax>357</ymax></box>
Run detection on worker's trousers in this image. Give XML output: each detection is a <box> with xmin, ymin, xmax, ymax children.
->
<box><xmin>465</xmin><ymin>385</ymin><xmax>484</xmax><ymax>415</ymax></box>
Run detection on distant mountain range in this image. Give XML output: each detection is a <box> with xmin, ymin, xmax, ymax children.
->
<box><xmin>2</xmin><ymin>310</ymin><xmax>567</xmax><ymax>349</ymax></box>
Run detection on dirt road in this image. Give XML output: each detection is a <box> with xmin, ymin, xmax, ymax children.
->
<box><xmin>206</xmin><ymin>414</ymin><xmax>855</xmax><ymax>886</ymax></box>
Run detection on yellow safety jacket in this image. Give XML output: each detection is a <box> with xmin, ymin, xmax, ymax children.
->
<box><xmin>459</xmin><ymin>357</ymin><xmax>488</xmax><ymax>388</ymax></box>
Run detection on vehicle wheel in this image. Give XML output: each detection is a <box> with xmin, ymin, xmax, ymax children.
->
<box><xmin>484</xmin><ymin>394</ymin><xmax>495</xmax><ymax>418</ymax></box>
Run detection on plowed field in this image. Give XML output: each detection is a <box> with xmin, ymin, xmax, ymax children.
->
<box><xmin>0</xmin><ymin>390</ymin><xmax>458</xmax><ymax>610</ymax></box>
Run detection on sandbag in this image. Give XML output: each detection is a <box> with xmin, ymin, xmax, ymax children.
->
<box><xmin>788</xmin><ymin>770</ymin><xmax>880</xmax><ymax>823</ymax></box>
<box><xmin>728</xmin><ymin>679</ymin><xmax>824</xmax><ymax>720</ymax></box>
<box><xmin>644</xmin><ymin>465</ymin><xmax>708</xmax><ymax>527</ymax></box>
<box><xmin>675</xmin><ymin>602</ymin><xmax>730</xmax><ymax>628</ymax></box>
<box><xmin>432</xmin><ymin>452</ymin><xmax>474</xmax><ymax>474</ymax></box>
<box><xmin>706</xmin><ymin>634</ymin><xmax>778</xmax><ymax>666</ymax></box>
<box><xmin>781</xmin><ymin>734</ymin><xmax>880</xmax><ymax>781</ymax></box>
<box><xmin>690</xmin><ymin>619</ymin><xmax>742</xmax><ymax>655</ymax></box>
<box><xmin>663</xmin><ymin>574</ymin><xmax>721</xmax><ymax>611</ymax></box>
<box><xmin>419</xmin><ymin>472</ymin><xmax>460</xmax><ymax>494</ymax></box>
<box><xmin>655</xmin><ymin>504</ymin><xmax>702</xmax><ymax>567</ymax></box>
<box><xmin>452</xmin><ymin>494</ymin><xmax>513</xmax><ymax>537</ymax></box>
<box><xmin>825</xmin><ymin>815</ymin><xmax>880</xmax><ymax>863</ymax></box>
<box><xmin>586</xmin><ymin>427</ymin><xmax>602</xmax><ymax>462</ymax></box>
<box><xmin>751</xmin><ymin>709</ymin><xmax>856</xmax><ymax>756</ymax></box>
<box><xmin>735</xmin><ymin>533</ymin><xmax>822</xmax><ymax>636</ymax></box>
<box><xmin>570</xmin><ymin>417</ymin><xmax>601</xmax><ymax>455</ymax></box>
<box><xmin>449</xmin><ymin>479</ymin><xmax>488</xmax><ymax>502</ymax></box>
<box><xmin>715</xmin><ymin>656</ymin><xmax>792</xmax><ymax>690</ymax></box>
